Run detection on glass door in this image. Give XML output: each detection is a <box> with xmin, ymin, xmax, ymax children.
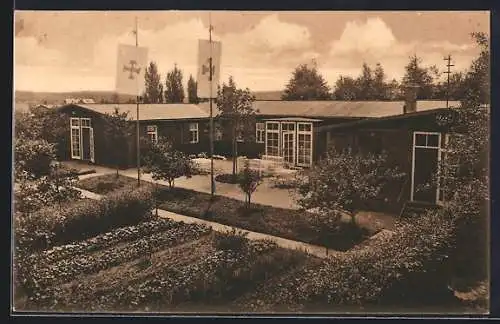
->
<box><xmin>282</xmin><ymin>131</ymin><xmax>295</xmax><ymax>166</ymax></box>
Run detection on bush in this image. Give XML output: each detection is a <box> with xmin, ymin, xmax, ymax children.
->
<box><xmin>295</xmin><ymin>149</ymin><xmax>406</xmax><ymax>217</ymax></box>
<box><xmin>213</xmin><ymin>228</ymin><xmax>249</xmax><ymax>253</ymax></box>
<box><xmin>15</xmin><ymin>186</ymin><xmax>155</xmax><ymax>251</ymax></box>
<box><xmin>215</xmin><ymin>173</ymin><xmax>240</xmax><ymax>184</ymax></box>
<box><xmin>238</xmin><ymin>160</ymin><xmax>262</xmax><ymax>207</ymax></box>
<box><xmin>244</xmin><ymin>209</ymin><xmax>458</xmax><ymax>311</ymax></box>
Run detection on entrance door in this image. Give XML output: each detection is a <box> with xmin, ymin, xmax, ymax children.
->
<box><xmin>411</xmin><ymin>132</ymin><xmax>441</xmax><ymax>204</ymax></box>
<box><xmin>81</xmin><ymin>128</ymin><xmax>91</xmax><ymax>160</ymax></box>
<box><xmin>70</xmin><ymin>117</ymin><xmax>94</xmax><ymax>162</ymax></box>
<box><xmin>282</xmin><ymin>132</ymin><xmax>295</xmax><ymax>166</ymax></box>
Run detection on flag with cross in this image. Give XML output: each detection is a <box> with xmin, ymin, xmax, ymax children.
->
<box><xmin>115</xmin><ymin>44</ymin><xmax>148</xmax><ymax>96</ymax></box>
<box><xmin>197</xmin><ymin>39</ymin><xmax>222</xmax><ymax>99</ymax></box>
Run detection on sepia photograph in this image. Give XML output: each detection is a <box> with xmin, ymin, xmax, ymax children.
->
<box><xmin>12</xmin><ymin>10</ymin><xmax>490</xmax><ymax>315</ymax></box>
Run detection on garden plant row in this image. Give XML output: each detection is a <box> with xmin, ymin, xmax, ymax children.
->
<box><xmin>24</xmin><ymin>218</ymin><xmax>185</xmax><ymax>265</ymax></box>
<box><xmin>20</xmin><ymin>220</ymin><xmax>211</xmax><ymax>296</ymax></box>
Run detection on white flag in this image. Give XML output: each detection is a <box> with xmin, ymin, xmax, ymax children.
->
<box><xmin>115</xmin><ymin>44</ymin><xmax>148</xmax><ymax>96</ymax></box>
<box><xmin>197</xmin><ymin>39</ymin><xmax>221</xmax><ymax>99</ymax></box>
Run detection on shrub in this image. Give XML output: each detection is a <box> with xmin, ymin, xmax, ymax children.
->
<box><xmin>14</xmin><ymin>138</ymin><xmax>55</xmax><ymax>180</ymax></box>
<box><xmin>14</xmin><ymin>165</ymin><xmax>81</xmax><ymax>215</ymax></box>
<box><xmin>308</xmin><ymin>211</ymin><xmax>370</xmax><ymax>251</ymax></box>
<box><xmin>295</xmin><ymin>148</ymin><xmax>406</xmax><ymax>221</ymax></box>
<box><xmin>244</xmin><ymin>209</ymin><xmax>458</xmax><ymax>311</ymax></box>
<box><xmin>237</xmin><ymin>160</ymin><xmax>262</xmax><ymax>207</ymax></box>
<box><xmin>213</xmin><ymin>228</ymin><xmax>249</xmax><ymax>253</ymax></box>
<box><xmin>145</xmin><ymin>137</ymin><xmax>193</xmax><ymax>188</ymax></box>
<box><xmin>15</xmin><ymin>186</ymin><xmax>155</xmax><ymax>251</ymax></box>
<box><xmin>215</xmin><ymin>173</ymin><xmax>240</xmax><ymax>184</ymax></box>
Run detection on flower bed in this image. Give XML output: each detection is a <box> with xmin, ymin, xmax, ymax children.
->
<box><xmin>77</xmin><ymin>174</ymin><xmax>372</xmax><ymax>251</ymax></box>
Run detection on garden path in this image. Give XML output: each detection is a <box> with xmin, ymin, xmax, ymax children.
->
<box><xmin>75</xmin><ymin>187</ymin><xmax>338</xmax><ymax>259</ymax></box>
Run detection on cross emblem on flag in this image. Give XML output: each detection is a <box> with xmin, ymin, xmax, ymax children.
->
<box><xmin>197</xmin><ymin>39</ymin><xmax>221</xmax><ymax>98</ymax></box>
<box><xmin>123</xmin><ymin>60</ymin><xmax>141</xmax><ymax>80</ymax></box>
<box><xmin>115</xmin><ymin>44</ymin><xmax>148</xmax><ymax>96</ymax></box>
<box><xmin>201</xmin><ymin>58</ymin><xmax>215</xmax><ymax>80</ymax></box>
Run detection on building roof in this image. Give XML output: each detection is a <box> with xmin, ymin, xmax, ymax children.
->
<box><xmin>317</xmin><ymin>107</ymin><xmax>456</xmax><ymax>132</ymax></box>
<box><xmin>263</xmin><ymin>117</ymin><xmax>323</xmax><ymax>122</ymax></box>
<box><xmin>54</xmin><ymin>100</ymin><xmax>460</xmax><ymax>122</ymax></box>
<box><xmin>199</xmin><ymin>100</ymin><xmax>459</xmax><ymax>119</ymax></box>
<box><xmin>62</xmin><ymin>103</ymin><xmax>209</xmax><ymax>121</ymax></box>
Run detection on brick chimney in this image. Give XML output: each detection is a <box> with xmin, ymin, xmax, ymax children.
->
<box><xmin>403</xmin><ymin>84</ymin><xmax>418</xmax><ymax>114</ymax></box>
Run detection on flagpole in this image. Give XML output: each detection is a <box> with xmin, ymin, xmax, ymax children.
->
<box><xmin>209</xmin><ymin>13</ymin><xmax>215</xmax><ymax>198</ymax></box>
<box><xmin>135</xmin><ymin>16</ymin><xmax>141</xmax><ymax>187</ymax></box>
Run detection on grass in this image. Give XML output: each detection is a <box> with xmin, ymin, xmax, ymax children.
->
<box><xmin>78</xmin><ymin>174</ymin><xmax>372</xmax><ymax>251</ymax></box>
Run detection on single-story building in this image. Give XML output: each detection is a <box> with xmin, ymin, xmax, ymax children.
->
<box><xmin>53</xmin><ymin>98</ymin><xmax>459</xmax><ymax>171</ymax></box>
<box><xmin>317</xmin><ymin>100</ymin><xmax>465</xmax><ymax>215</ymax></box>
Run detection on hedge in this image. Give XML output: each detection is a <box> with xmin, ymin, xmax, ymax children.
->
<box><xmin>238</xmin><ymin>209</ymin><xmax>459</xmax><ymax>312</ymax></box>
<box><xmin>15</xmin><ymin>186</ymin><xmax>155</xmax><ymax>252</ymax></box>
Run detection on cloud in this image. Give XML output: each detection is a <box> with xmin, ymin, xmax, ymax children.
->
<box><xmin>324</xmin><ymin>17</ymin><xmax>478</xmax><ymax>81</ymax></box>
<box><xmin>330</xmin><ymin>17</ymin><xmax>397</xmax><ymax>56</ymax></box>
<box><xmin>88</xmin><ymin>14</ymin><xmax>318</xmax><ymax>90</ymax></box>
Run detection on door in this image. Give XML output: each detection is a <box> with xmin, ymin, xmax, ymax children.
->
<box><xmin>282</xmin><ymin>131</ymin><xmax>295</xmax><ymax>166</ymax></box>
<box><xmin>411</xmin><ymin>132</ymin><xmax>441</xmax><ymax>204</ymax></box>
<box><xmin>81</xmin><ymin>128</ymin><xmax>91</xmax><ymax>160</ymax></box>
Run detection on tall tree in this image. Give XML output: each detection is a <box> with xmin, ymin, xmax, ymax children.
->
<box><xmin>373</xmin><ymin>63</ymin><xmax>387</xmax><ymax>100</ymax></box>
<box><xmin>282</xmin><ymin>64</ymin><xmax>331</xmax><ymax>100</ymax></box>
<box><xmin>438</xmin><ymin>31</ymin><xmax>489</xmax><ymax>282</ymax></box>
<box><xmin>164</xmin><ymin>64</ymin><xmax>185</xmax><ymax>103</ymax></box>
<box><xmin>356</xmin><ymin>63</ymin><xmax>374</xmax><ymax>100</ymax></box>
<box><xmin>217</xmin><ymin>76</ymin><xmax>257</xmax><ymax>175</ymax></box>
<box><xmin>401</xmin><ymin>55</ymin><xmax>435</xmax><ymax>99</ymax></box>
<box><xmin>333</xmin><ymin>76</ymin><xmax>358</xmax><ymax>100</ymax></box>
<box><xmin>143</xmin><ymin>62</ymin><xmax>163</xmax><ymax>104</ymax></box>
<box><xmin>187</xmin><ymin>74</ymin><xmax>199</xmax><ymax>104</ymax></box>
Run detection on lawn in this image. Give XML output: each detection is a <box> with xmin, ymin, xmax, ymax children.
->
<box><xmin>78</xmin><ymin>174</ymin><xmax>373</xmax><ymax>251</ymax></box>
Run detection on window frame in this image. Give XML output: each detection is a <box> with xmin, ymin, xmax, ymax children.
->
<box><xmin>189</xmin><ymin>122</ymin><xmax>199</xmax><ymax>144</ymax></box>
<box><xmin>146</xmin><ymin>125</ymin><xmax>158</xmax><ymax>145</ymax></box>
<box><xmin>256</xmin><ymin>122</ymin><xmax>265</xmax><ymax>143</ymax></box>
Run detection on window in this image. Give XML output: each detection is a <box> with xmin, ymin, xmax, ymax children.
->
<box><xmin>414</xmin><ymin>133</ymin><xmax>440</xmax><ymax>148</ymax></box>
<box><xmin>297</xmin><ymin>122</ymin><xmax>313</xmax><ymax>166</ymax></box>
<box><xmin>189</xmin><ymin>123</ymin><xmax>199</xmax><ymax>143</ymax></box>
<box><xmin>81</xmin><ymin>118</ymin><xmax>91</xmax><ymax>128</ymax></box>
<box><xmin>146</xmin><ymin>125</ymin><xmax>158</xmax><ymax>144</ymax></box>
<box><xmin>70</xmin><ymin>117</ymin><xmax>81</xmax><ymax>159</ymax></box>
<box><xmin>265</xmin><ymin>122</ymin><xmax>280</xmax><ymax>157</ymax></box>
<box><xmin>236</xmin><ymin>125</ymin><xmax>244</xmax><ymax>142</ymax></box>
<box><xmin>256</xmin><ymin>122</ymin><xmax>265</xmax><ymax>143</ymax></box>
<box><xmin>215</xmin><ymin>125</ymin><xmax>223</xmax><ymax>141</ymax></box>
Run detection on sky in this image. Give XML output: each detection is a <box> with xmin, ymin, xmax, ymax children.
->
<box><xmin>14</xmin><ymin>11</ymin><xmax>490</xmax><ymax>93</ymax></box>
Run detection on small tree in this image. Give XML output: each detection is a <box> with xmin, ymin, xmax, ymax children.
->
<box><xmin>237</xmin><ymin>160</ymin><xmax>262</xmax><ymax>207</ymax></box>
<box><xmin>164</xmin><ymin>64</ymin><xmax>185</xmax><ymax>103</ymax></box>
<box><xmin>295</xmin><ymin>148</ymin><xmax>406</xmax><ymax>223</ymax></box>
<box><xmin>282</xmin><ymin>64</ymin><xmax>331</xmax><ymax>100</ymax></box>
<box><xmin>103</xmin><ymin>108</ymin><xmax>133</xmax><ymax>178</ymax></box>
<box><xmin>147</xmin><ymin>137</ymin><xmax>193</xmax><ymax>188</ymax></box>
<box><xmin>216</xmin><ymin>76</ymin><xmax>257</xmax><ymax>175</ymax></box>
